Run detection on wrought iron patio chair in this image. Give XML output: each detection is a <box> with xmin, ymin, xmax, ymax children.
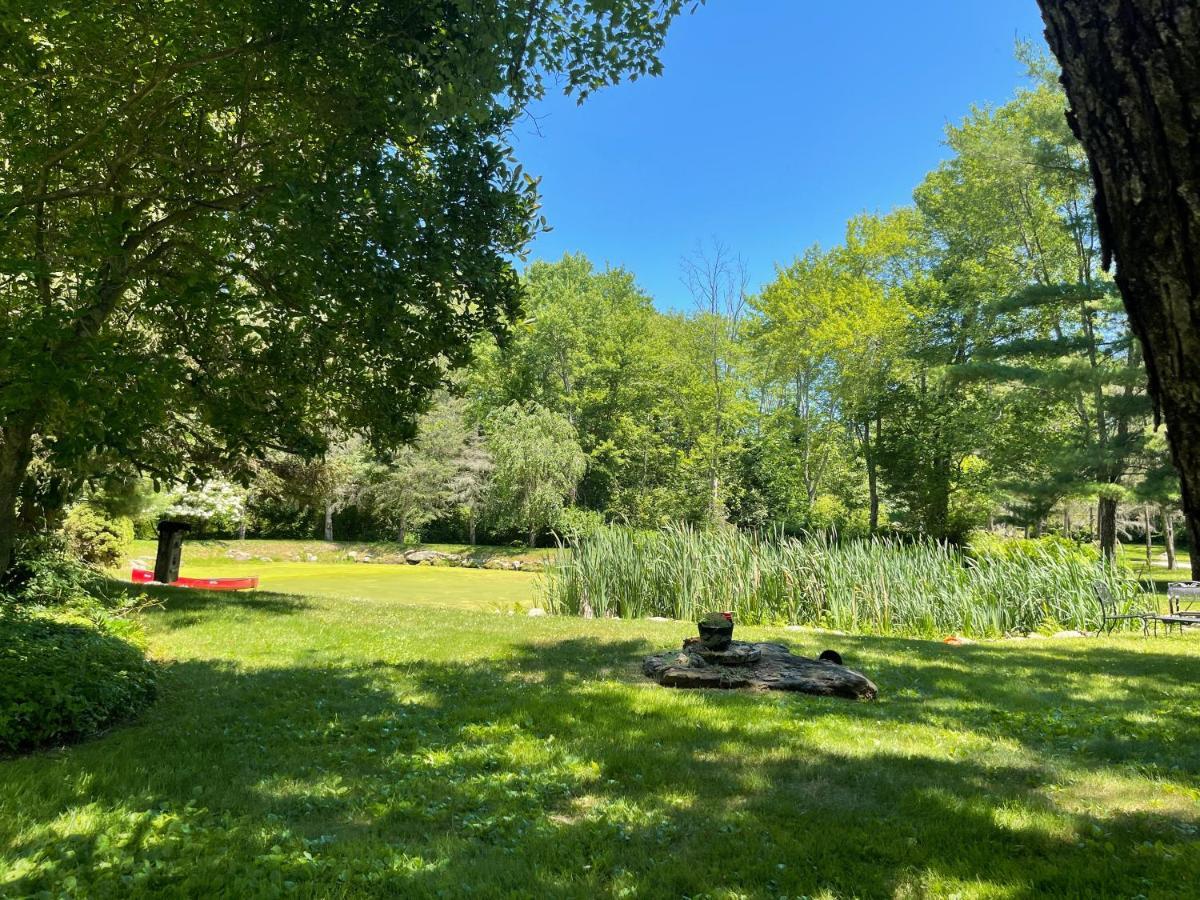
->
<box><xmin>1092</xmin><ymin>582</ymin><xmax>1154</xmax><ymax>636</ymax></box>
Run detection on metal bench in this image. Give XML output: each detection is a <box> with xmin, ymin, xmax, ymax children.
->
<box><xmin>1163</xmin><ymin>582</ymin><xmax>1200</xmax><ymax>633</ymax></box>
<box><xmin>1167</xmin><ymin>582</ymin><xmax>1200</xmax><ymax>616</ymax></box>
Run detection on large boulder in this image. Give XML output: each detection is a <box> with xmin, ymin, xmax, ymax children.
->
<box><xmin>404</xmin><ymin>549</ymin><xmax>451</xmax><ymax>565</ymax></box>
<box><xmin>642</xmin><ymin>639</ymin><xmax>877</xmax><ymax>701</ymax></box>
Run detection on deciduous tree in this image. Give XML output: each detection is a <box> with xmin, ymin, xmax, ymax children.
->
<box><xmin>0</xmin><ymin>0</ymin><xmax>691</xmax><ymax>572</ymax></box>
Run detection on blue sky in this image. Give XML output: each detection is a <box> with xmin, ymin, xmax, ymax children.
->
<box><xmin>511</xmin><ymin>0</ymin><xmax>1049</xmax><ymax>310</ymax></box>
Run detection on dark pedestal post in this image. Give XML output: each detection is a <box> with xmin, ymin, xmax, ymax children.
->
<box><xmin>153</xmin><ymin>520</ymin><xmax>191</xmax><ymax>584</ymax></box>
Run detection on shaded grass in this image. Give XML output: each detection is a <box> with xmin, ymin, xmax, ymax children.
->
<box><xmin>1</xmin><ymin>565</ymin><xmax>1198</xmax><ymax>898</ymax></box>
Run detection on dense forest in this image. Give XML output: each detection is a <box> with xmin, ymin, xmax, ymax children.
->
<box><xmin>100</xmin><ymin>56</ymin><xmax>1175</xmax><ymax>559</ymax></box>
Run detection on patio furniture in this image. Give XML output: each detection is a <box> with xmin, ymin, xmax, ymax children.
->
<box><xmin>1167</xmin><ymin>582</ymin><xmax>1200</xmax><ymax>617</ymax></box>
<box><xmin>1093</xmin><ymin>582</ymin><xmax>1154</xmax><ymax>635</ymax></box>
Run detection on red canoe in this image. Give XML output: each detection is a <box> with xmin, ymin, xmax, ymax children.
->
<box><xmin>131</xmin><ymin>568</ymin><xmax>259</xmax><ymax>591</ymax></box>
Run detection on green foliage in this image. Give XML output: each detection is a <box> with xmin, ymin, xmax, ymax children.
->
<box><xmin>1</xmin><ymin>536</ymin><xmax>115</xmax><ymax>609</ymax></box>
<box><xmin>543</xmin><ymin>524</ymin><xmax>1135</xmax><ymax>636</ymax></box>
<box><xmin>0</xmin><ymin>1</ymin><xmax>691</xmax><ymax>570</ymax></box>
<box><xmin>485</xmin><ymin>403</ymin><xmax>587</xmax><ymax>546</ymax></box>
<box><xmin>968</xmin><ymin>531</ymin><xmax>1099</xmax><ymax>566</ymax></box>
<box><xmin>60</xmin><ymin>505</ymin><xmax>133</xmax><ymax>568</ymax></box>
<box><xmin>0</xmin><ymin>608</ymin><xmax>156</xmax><ymax>754</ymax></box>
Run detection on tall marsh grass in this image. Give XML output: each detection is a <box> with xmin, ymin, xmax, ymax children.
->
<box><xmin>540</xmin><ymin>524</ymin><xmax>1139</xmax><ymax>638</ymax></box>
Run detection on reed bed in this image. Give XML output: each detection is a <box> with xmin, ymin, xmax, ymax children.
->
<box><xmin>539</xmin><ymin>524</ymin><xmax>1139</xmax><ymax>638</ymax></box>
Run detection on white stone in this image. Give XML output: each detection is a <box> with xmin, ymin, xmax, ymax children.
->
<box><xmin>527</xmin><ymin>608</ymin><xmax>547</xmax><ymax>617</ymax></box>
<box><xmin>647</xmin><ymin>616</ymin><xmax>670</xmax><ymax>622</ymax></box>
<box><xmin>1052</xmin><ymin>629</ymin><xmax>1089</xmax><ymax>639</ymax></box>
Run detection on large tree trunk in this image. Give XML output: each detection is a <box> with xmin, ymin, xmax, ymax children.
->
<box><xmin>1144</xmin><ymin>506</ymin><xmax>1154</xmax><ymax>564</ymax></box>
<box><xmin>324</xmin><ymin>500</ymin><xmax>334</xmax><ymax>542</ymax></box>
<box><xmin>1038</xmin><ymin>1</ymin><xmax>1200</xmax><ymax>579</ymax></box>
<box><xmin>1098</xmin><ymin>496</ymin><xmax>1118</xmax><ymax>562</ymax></box>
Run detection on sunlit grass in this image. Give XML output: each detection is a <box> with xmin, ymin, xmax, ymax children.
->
<box><xmin>2</xmin><ymin>562</ymin><xmax>1198</xmax><ymax>897</ymax></box>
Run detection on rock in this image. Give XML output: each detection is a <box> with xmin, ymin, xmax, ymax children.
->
<box><xmin>306</xmin><ymin>554</ymin><xmax>318</xmax><ymax>562</ymax></box>
<box><xmin>1026</xmin><ymin>633</ymin><xmax>1047</xmax><ymax>640</ymax></box>
<box><xmin>784</xmin><ymin>625</ymin><xmax>807</xmax><ymax>632</ymax></box>
<box><xmin>647</xmin><ymin>616</ymin><xmax>671</xmax><ymax>622</ymax></box>
<box><xmin>1052</xmin><ymin>629</ymin><xmax>1089</xmax><ymax>639</ymax></box>
<box><xmin>643</xmin><ymin>639</ymin><xmax>877</xmax><ymax>700</ymax></box>
<box><xmin>527</xmin><ymin>608</ymin><xmax>547</xmax><ymax>617</ymax></box>
<box><xmin>227</xmin><ymin>550</ymin><xmax>252</xmax><ymax>561</ymax></box>
<box><xmin>404</xmin><ymin>549</ymin><xmax>450</xmax><ymax>565</ymax></box>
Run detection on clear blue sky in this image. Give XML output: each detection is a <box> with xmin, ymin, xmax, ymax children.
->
<box><xmin>511</xmin><ymin>0</ymin><xmax>1049</xmax><ymax>310</ymax></box>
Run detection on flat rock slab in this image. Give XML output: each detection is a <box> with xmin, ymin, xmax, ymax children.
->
<box><xmin>643</xmin><ymin>640</ymin><xmax>877</xmax><ymax>700</ymax></box>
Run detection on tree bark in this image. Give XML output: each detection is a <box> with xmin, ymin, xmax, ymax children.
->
<box><xmin>1037</xmin><ymin>0</ymin><xmax>1200</xmax><ymax>578</ymax></box>
<box><xmin>1144</xmin><ymin>506</ymin><xmax>1154</xmax><ymax>564</ymax></box>
<box><xmin>1098</xmin><ymin>496</ymin><xmax>1118</xmax><ymax>561</ymax></box>
<box><xmin>468</xmin><ymin>515</ymin><xmax>477</xmax><ymax>547</ymax></box>
<box><xmin>528</xmin><ymin>524</ymin><xmax>537</xmax><ymax>549</ymax></box>
<box><xmin>324</xmin><ymin>500</ymin><xmax>334</xmax><ymax>542</ymax></box>
<box><xmin>862</xmin><ymin>416</ymin><xmax>880</xmax><ymax>534</ymax></box>
<box><xmin>1163</xmin><ymin>506</ymin><xmax>1177</xmax><ymax>570</ymax></box>
<box><xmin>0</xmin><ymin>415</ymin><xmax>38</xmax><ymax>575</ymax></box>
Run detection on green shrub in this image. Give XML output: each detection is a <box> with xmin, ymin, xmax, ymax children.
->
<box><xmin>0</xmin><ymin>609</ymin><xmax>157</xmax><ymax>754</ymax></box>
<box><xmin>2</xmin><ymin>535</ymin><xmax>110</xmax><ymax>608</ymax></box>
<box><xmin>967</xmin><ymin>531</ymin><xmax>1098</xmax><ymax>565</ymax></box>
<box><xmin>61</xmin><ymin>504</ymin><xmax>134</xmax><ymax>568</ymax></box>
<box><xmin>542</xmin><ymin>523</ymin><xmax>1137</xmax><ymax>637</ymax></box>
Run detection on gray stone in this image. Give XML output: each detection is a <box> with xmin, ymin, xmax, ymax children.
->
<box><xmin>527</xmin><ymin>607</ymin><xmax>547</xmax><ymax>617</ymax></box>
<box><xmin>405</xmin><ymin>549</ymin><xmax>450</xmax><ymax>565</ymax></box>
<box><xmin>643</xmin><ymin>639</ymin><xmax>877</xmax><ymax>700</ymax></box>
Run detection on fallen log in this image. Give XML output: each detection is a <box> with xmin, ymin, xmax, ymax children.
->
<box><xmin>642</xmin><ymin>639</ymin><xmax>877</xmax><ymax>700</ymax></box>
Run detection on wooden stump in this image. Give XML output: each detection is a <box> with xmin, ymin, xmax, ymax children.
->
<box><xmin>642</xmin><ymin>640</ymin><xmax>877</xmax><ymax>701</ymax></box>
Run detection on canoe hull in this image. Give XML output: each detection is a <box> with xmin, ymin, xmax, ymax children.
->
<box><xmin>131</xmin><ymin>568</ymin><xmax>258</xmax><ymax>591</ymax></box>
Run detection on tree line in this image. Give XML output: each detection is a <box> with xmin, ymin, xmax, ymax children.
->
<box><xmin>227</xmin><ymin>54</ymin><xmax>1169</xmax><ymax>556</ymax></box>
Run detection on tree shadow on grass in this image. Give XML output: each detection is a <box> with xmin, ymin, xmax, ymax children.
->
<box><xmin>2</xmin><ymin>633</ymin><xmax>1197</xmax><ymax>897</ymax></box>
<box><xmin>116</xmin><ymin>578</ymin><xmax>313</xmax><ymax>630</ymax></box>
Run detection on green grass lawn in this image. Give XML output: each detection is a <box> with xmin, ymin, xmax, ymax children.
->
<box><xmin>127</xmin><ymin>538</ymin><xmax>558</xmax><ymax>568</ymax></box>
<box><xmin>1117</xmin><ymin>543</ymin><xmax>1194</xmax><ymax>598</ymax></box>
<box><xmin>2</xmin><ymin>562</ymin><xmax>1199</xmax><ymax>897</ymax></box>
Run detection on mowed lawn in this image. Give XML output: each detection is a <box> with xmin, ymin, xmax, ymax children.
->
<box><xmin>173</xmin><ymin>559</ymin><xmax>539</xmax><ymax>613</ymax></box>
<box><xmin>2</xmin><ymin>563</ymin><xmax>1199</xmax><ymax>898</ymax></box>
